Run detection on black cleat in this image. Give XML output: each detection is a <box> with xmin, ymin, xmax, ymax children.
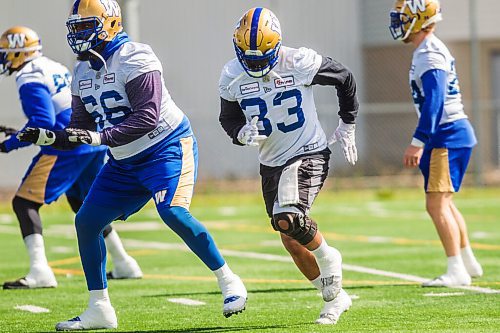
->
<box><xmin>3</xmin><ymin>278</ymin><xmax>30</xmax><ymax>290</ymax></box>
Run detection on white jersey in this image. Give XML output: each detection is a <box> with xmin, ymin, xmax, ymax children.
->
<box><xmin>410</xmin><ymin>34</ymin><xmax>467</xmax><ymax>125</ymax></box>
<box><xmin>16</xmin><ymin>56</ymin><xmax>72</xmax><ymax>114</ymax></box>
<box><xmin>71</xmin><ymin>42</ymin><xmax>184</xmax><ymax>160</ymax></box>
<box><xmin>219</xmin><ymin>46</ymin><xmax>326</xmax><ymax>167</ymax></box>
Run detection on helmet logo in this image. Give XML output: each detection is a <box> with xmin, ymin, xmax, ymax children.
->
<box><xmin>270</xmin><ymin>15</ymin><xmax>281</xmax><ymax>34</ymax></box>
<box><xmin>100</xmin><ymin>0</ymin><xmax>121</xmax><ymax>17</ymax></box>
<box><xmin>7</xmin><ymin>33</ymin><xmax>25</xmax><ymax>48</ymax></box>
<box><xmin>406</xmin><ymin>0</ymin><xmax>426</xmax><ymax>14</ymax></box>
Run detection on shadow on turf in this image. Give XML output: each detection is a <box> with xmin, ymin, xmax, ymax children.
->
<box><xmin>145</xmin><ymin>283</ymin><xmax>414</xmax><ymax>299</ymax></box>
<box><xmin>36</xmin><ymin>324</ymin><xmax>303</xmax><ymax>333</ymax></box>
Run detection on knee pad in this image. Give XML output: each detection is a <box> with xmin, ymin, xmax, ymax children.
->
<box><xmin>271</xmin><ymin>212</ymin><xmax>317</xmax><ymax>245</ymax></box>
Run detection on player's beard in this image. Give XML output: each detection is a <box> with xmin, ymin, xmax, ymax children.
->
<box><xmin>77</xmin><ymin>43</ymin><xmax>107</xmax><ymax>62</ymax></box>
<box><xmin>77</xmin><ymin>52</ymin><xmax>92</xmax><ymax>61</ymax></box>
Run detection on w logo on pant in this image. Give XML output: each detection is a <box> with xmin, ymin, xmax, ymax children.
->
<box><xmin>154</xmin><ymin>190</ymin><xmax>167</xmax><ymax>204</ymax></box>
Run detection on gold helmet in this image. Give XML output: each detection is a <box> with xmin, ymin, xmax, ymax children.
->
<box><xmin>389</xmin><ymin>0</ymin><xmax>442</xmax><ymax>41</ymax></box>
<box><xmin>233</xmin><ymin>7</ymin><xmax>282</xmax><ymax>78</ymax></box>
<box><xmin>0</xmin><ymin>26</ymin><xmax>42</xmax><ymax>75</ymax></box>
<box><xmin>66</xmin><ymin>0</ymin><xmax>123</xmax><ymax>54</ymax></box>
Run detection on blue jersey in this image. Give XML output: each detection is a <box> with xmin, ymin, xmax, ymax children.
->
<box><xmin>409</xmin><ymin>35</ymin><xmax>476</xmax><ymax>148</ymax></box>
<box><xmin>3</xmin><ymin>56</ymin><xmax>104</xmax><ymax>155</ymax></box>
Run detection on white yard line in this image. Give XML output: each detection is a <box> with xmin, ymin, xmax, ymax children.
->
<box><xmin>167</xmin><ymin>298</ymin><xmax>206</xmax><ymax>306</ymax></box>
<box><xmin>0</xmin><ymin>214</ymin><xmax>14</xmax><ymax>224</ymax></box>
<box><xmin>14</xmin><ymin>305</ymin><xmax>50</xmax><ymax>313</ymax></box>
<box><xmin>423</xmin><ymin>292</ymin><xmax>465</xmax><ymax>297</ymax></box>
<box><xmin>0</xmin><ymin>225</ymin><xmax>18</xmax><ymax>234</ymax></box>
<box><xmin>123</xmin><ymin>239</ymin><xmax>500</xmax><ymax>295</ymax></box>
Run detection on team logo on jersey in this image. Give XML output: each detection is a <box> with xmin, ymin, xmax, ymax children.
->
<box><xmin>104</xmin><ymin>73</ymin><xmax>115</xmax><ymax>84</ymax></box>
<box><xmin>264</xmin><ymin>87</ymin><xmax>272</xmax><ymax>93</ymax></box>
<box><xmin>274</xmin><ymin>76</ymin><xmax>295</xmax><ymax>88</ymax></box>
<box><xmin>240</xmin><ymin>82</ymin><xmax>260</xmax><ymax>95</ymax></box>
<box><xmin>79</xmin><ymin>79</ymin><xmax>92</xmax><ymax>90</ymax></box>
<box><xmin>95</xmin><ymin>84</ymin><xmax>101</xmax><ymax>90</ymax></box>
<box><xmin>154</xmin><ymin>190</ymin><xmax>167</xmax><ymax>204</ymax></box>
<box><xmin>7</xmin><ymin>33</ymin><xmax>25</xmax><ymax>48</ymax></box>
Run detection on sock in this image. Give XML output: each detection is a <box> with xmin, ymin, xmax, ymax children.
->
<box><xmin>24</xmin><ymin>233</ymin><xmax>49</xmax><ymax>268</ymax></box>
<box><xmin>213</xmin><ymin>263</ymin><xmax>233</xmax><ymax>282</ymax></box>
<box><xmin>104</xmin><ymin>229</ymin><xmax>129</xmax><ymax>262</ymax></box>
<box><xmin>311</xmin><ymin>276</ymin><xmax>322</xmax><ymax>291</ymax></box>
<box><xmin>89</xmin><ymin>289</ymin><xmax>111</xmax><ymax>307</ymax></box>
<box><xmin>461</xmin><ymin>246</ymin><xmax>477</xmax><ymax>263</ymax></box>
<box><xmin>311</xmin><ymin>238</ymin><xmax>342</xmax><ymax>278</ymax></box>
<box><xmin>460</xmin><ymin>246</ymin><xmax>483</xmax><ymax>277</ymax></box>
<box><xmin>446</xmin><ymin>255</ymin><xmax>467</xmax><ymax>275</ymax></box>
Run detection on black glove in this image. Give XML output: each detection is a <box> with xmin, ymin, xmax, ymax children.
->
<box><xmin>66</xmin><ymin>128</ymin><xmax>101</xmax><ymax>146</ymax></box>
<box><xmin>17</xmin><ymin>127</ymin><xmax>56</xmax><ymax>145</ymax></box>
<box><xmin>0</xmin><ymin>141</ymin><xmax>7</xmax><ymax>153</ymax></box>
<box><xmin>0</xmin><ymin>125</ymin><xmax>17</xmax><ymax>136</ymax></box>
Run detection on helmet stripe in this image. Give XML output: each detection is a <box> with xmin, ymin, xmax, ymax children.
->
<box><xmin>250</xmin><ymin>7</ymin><xmax>263</xmax><ymax>50</ymax></box>
<box><xmin>72</xmin><ymin>0</ymin><xmax>82</xmax><ymax>15</ymax></box>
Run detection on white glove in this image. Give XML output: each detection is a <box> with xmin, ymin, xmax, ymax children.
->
<box><xmin>66</xmin><ymin>128</ymin><xmax>101</xmax><ymax>146</ymax></box>
<box><xmin>329</xmin><ymin>119</ymin><xmax>357</xmax><ymax>166</ymax></box>
<box><xmin>237</xmin><ymin>117</ymin><xmax>267</xmax><ymax>146</ymax></box>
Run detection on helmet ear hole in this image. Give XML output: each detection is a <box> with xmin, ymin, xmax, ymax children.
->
<box><xmin>111</xmin><ymin>20</ymin><xmax>116</xmax><ymax>28</ymax></box>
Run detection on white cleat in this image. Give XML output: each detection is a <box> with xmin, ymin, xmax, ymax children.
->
<box><xmin>320</xmin><ymin>274</ymin><xmax>342</xmax><ymax>302</ymax></box>
<box><xmin>55</xmin><ymin>303</ymin><xmax>117</xmax><ymax>331</ymax></box>
<box><xmin>315</xmin><ymin>289</ymin><xmax>352</xmax><ymax>325</ymax></box>
<box><xmin>422</xmin><ymin>273</ymin><xmax>471</xmax><ymax>287</ymax></box>
<box><xmin>463</xmin><ymin>259</ymin><xmax>483</xmax><ymax>278</ymax></box>
<box><xmin>218</xmin><ymin>274</ymin><xmax>247</xmax><ymax>318</ymax></box>
<box><xmin>107</xmin><ymin>256</ymin><xmax>143</xmax><ymax>279</ymax></box>
<box><xmin>3</xmin><ymin>265</ymin><xmax>57</xmax><ymax>289</ymax></box>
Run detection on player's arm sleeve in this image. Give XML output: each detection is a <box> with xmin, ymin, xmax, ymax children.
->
<box><xmin>2</xmin><ymin>82</ymin><xmax>56</xmax><ymax>152</ymax></box>
<box><xmin>412</xmin><ymin>69</ymin><xmax>447</xmax><ymax>145</ymax></box>
<box><xmin>311</xmin><ymin>56</ymin><xmax>359</xmax><ymax>124</ymax></box>
<box><xmin>99</xmin><ymin>71</ymin><xmax>161</xmax><ymax>147</ymax></box>
<box><xmin>219</xmin><ymin>98</ymin><xmax>246</xmax><ymax>146</ymax></box>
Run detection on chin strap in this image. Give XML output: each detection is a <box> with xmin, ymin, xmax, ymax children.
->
<box><xmin>89</xmin><ymin>49</ymin><xmax>108</xmax><ymax>73</ymax></box>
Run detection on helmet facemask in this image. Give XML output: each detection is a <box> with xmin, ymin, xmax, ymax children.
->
<box><xmin>389</xmin><ymin>10</ymin><xmax>416</xmax><ymax>41</ymax></box>
<box><xmin>0</xmin><ymin>52</ymin><xmax>9</xmax><ymax>76</ymax></box>
<box><xmin>66</xmin><ymin>16</ymin><xmax>107</xmax><ymax>55</ymax></box>
<box><xmin>234</xmin><ymin>42</ymin><xmax>281</xmax><ymax>78</ymax></box>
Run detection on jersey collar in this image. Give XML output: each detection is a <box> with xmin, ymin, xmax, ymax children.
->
<box><xmin>89</xmin><ymin>32</ymin><xmax>130</xmax><ymax>71</ymax></box>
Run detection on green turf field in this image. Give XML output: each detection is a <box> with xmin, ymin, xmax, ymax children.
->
<box><xmin>0</xmin><ymin>187</ymin><xmax>499</xmax><ymax>332</ymax></box>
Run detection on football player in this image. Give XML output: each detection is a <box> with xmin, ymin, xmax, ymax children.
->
<box><xmin>0</xmin><ymin>26</ymin><xmax>142</xmax><ymax>290</ymax></box>
<box><xmin>18</xmin><ymin>0</ymin><xmax>247</xmax><ymax>330</ymax></box>
<box><xmin>219</xmin><ymin>7</ymin><xmax>358</xmax><ymax>325</ymax></box>
<box><xmin>389</xmin><ymin>0</ymin><xmax>482</xmax><ymax>286</ymax></box>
